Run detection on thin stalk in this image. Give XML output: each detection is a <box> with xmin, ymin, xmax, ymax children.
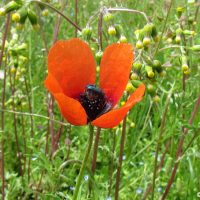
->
<box><xmin>151</xmin><ymin>90</ymin><xmax>173</xmax><ymax>200</ymax></box>
<box><xmin>153</xmin><ymin>0</ymin><xmax>173</xmax><ymax>58</ymax></box>
<box><xmin>0</xmin><ymin>108</ymin><xmax>69</xmax><ymax>127</ymax></box>
<box><xmin>1</xmin><ymin>51</ymin><xmax>9</xmax><ymax>200</ymax></box>
<box><xmin>108</xmin><ymin>130</ymin><xmax>116</xmax><ymax>197</ymax></box>
<box><xmin>25</xmin><ymin>77</ymin><xmax>34</xmax><ymax>181</ymax></box>
<box><xmin>89</xmin><ymin>127</ymin><xmax>101</xmax><ymax>194</ymax></box>
<box><xmin>114</xmin><ymin>117</ymin><xmax>127</xmax><ymax>200</ymax></box>
<box><xmin>30</xmin><ymin>0</ymin><xmax>81</xmax><ymax>31</ymax></box>
<box><xmin>161</xmin><ymin>93</ymin><xmax>200</xmax><ymax>200</ymax></box>
<box><xmin>0</xmin><ymin>15</ymin><xmax>10</xmax><ymax>69</ymax></box>
<box><xmin>0</xmin><ymin>15</ymin><xmax>10</xmax><ymax>200</ymax></box>
<box><xmin>75</xmin><ymin>0</ymin><xmax>78</xmax><ymax>37</ymax></box>
<box><xmin>107</xmin><ymin>8</ymin><xmax>149</xmax><ymax>22</ymax></box>
<box><xmin>98</xmin><ymin>11</ymin><xmax>103</xmax><ymax>51</ymax></box>
<box><xmin>9</xmin><ymin>70</ymin><xmax>23</xmax><ymax>176</ymax></box>
<box><xmin>20</xmin><ymin>105</ymin><xmax>27</xmax><ymax>173</ymax></box>
<box><xmin>91</xmin><ymin>128</ymin><xmax>101</xmax><ymax>173</ymax></box>
<box><xmin>72</xmin><ymin>124</ymin><xmax>94</xmax><ymax>200</ymax></box>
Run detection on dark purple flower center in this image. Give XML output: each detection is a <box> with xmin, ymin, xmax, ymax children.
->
<box><xmin>79</xmin><ymin>84</ymin><xmax>112</xmax><ymax>121</ymax></box>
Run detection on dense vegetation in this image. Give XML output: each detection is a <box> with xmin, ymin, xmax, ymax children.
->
<box><xmin>0</xmin><ymin>0</ymin><xmax>200</xmax><ymax>199</ymax></box>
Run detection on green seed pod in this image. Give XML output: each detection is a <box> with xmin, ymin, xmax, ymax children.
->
<box><xmin>145</xmin><ymin>66</ymin><xmax>154</xmax><ymax>78</ymax></box>
<box><xmin>4</xmin><ymin>1</ymin><xmax>21</xmax><ymax>14</ymax></box>
<box><xmin>11</xmin><ymin>43</ymin><xmax>28</xmax><ymax>55</ymax></box>
<box><xmin>136</xmin><ymin>40</ymin><xmax>143</xmax><ymax>49</ymax></box>
<box><xmin>108</xmin><ymin>26</ymin><xmax>116</xmax><ymax>36</ymax></box>
<box><xmin>151</xmin><ymin>24</ymin><xmax>158</xmax><ymax>38</ymax></box>
<box><xmin>134</xmin><ymin>29</ymin><xmax>144</xmax><ymax>40</ymax></box>
<box><xmin>152</xmin><ymin>60</ymin><xmax>162</xmax><ymax>72</ymax></box>
<box><xmin>143</xmin><ymin>23</ymin><xmax>154</xmax><ymax>35</ymax></box>
<box><xmin>147</xmin><ymin>84</ymin><xmax>155</xmax><ymax>94</ymax></box>
<box><xmin>95</xmin><ymin>51</ymin><xmax>103</xmax><ymax>65</ymax></box>
<box><xmin>126</xmin><ymin>82</ymin><xmax>135</xmax><ymax>93</ymax></box>
<box><xmin>153</xmin><ymin>95</ymin><xmax>160</xmax><ymax>103</ymax></box>
<box><xmin>103</xmin><ymin>13</ymin><xmax>114</xmax><ymax>22</ymax></box>
<box><xmin>119</xmin><ymin>35</ymin><xmax>127</xmax><ymax>43</ymax></box>
<box><xmin>132</xmin><ymin>62</ymin><xmax>142</xmax><ymax>71</ymax></box>
<box><xmin>143</xmin><ymin>36</ymin><xmax>151</xmax><ymax>46</ymax></box>
<box><xmin>130</xmin><ymin>72</ymin><xmax>138</xmax><ymax>80</ymax></box>
<box><xmin>12</xmin><ymin>12</ymin><xmax>20</xmax><ymax>22</ymax></box>
<box><xmin>183</xmin><ymin>30</ymin><xmax>195</xmax><ymax>36</ymax></box>
<box><xmin>131</xmin><ymin>80</ymin><xmax>143</xmax><ymax>88</ymax></box>
<box><xmin>82</xmin><ymin>27</ymin><xmax>92</xmax><ymax>39</ymax></box>
<box><xmin>27</xmin><ymin>9</ymin><xmax>38</xmax><ymax>26</ymax></box>
<box><xmin>0</xmin><ymin>7</ymin><xmax>6</xmax><ymax>16</ymax></box>
<box><xmin>175</xmin><ymin>35</ymin><xmax>181</xmax><ymax>44</ymax></box>
<box><xmin>114</xmin><ymin>24</ymin><xmax>123</xmax><ymax>38</ymax></box>
<box><xmin>191</xmin><ymin>45</ymin><xmax>200</xmax><ymax>52</ymax></box>
<box><xmin>18</xmin><ymin>7</ymin><xmax>28</xmax><ymax>24</ymax></box>
<box><xmin>176</xmin><ymin>7</ymin><xmax>184</xmax><ymax>18</ymax></box>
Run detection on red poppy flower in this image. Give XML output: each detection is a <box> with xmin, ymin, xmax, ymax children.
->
<box><xmin>45</xmin><ymin>38</ymin><xmax>145</xmax><ymax>128</ymax></box>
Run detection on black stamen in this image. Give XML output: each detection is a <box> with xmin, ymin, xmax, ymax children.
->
<box><xmin>79</xmin><ymin>84</ymin><xmax>111</xmax><ymax>121</ymax></box>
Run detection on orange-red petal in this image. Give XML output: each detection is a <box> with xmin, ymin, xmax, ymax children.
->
<box><xmin>54</xmin><ymin>93</ymin><xmax>87</xmax><ymax>126</ymax></box>
<box><xmin>99</xmin><ymin>43</ymin><xmax>134</xmax><ymax>106</ymax></box>
<box><xmin>48</xmin><ymin>38</ymin><xmax>96</xmax><ymax>98</ymax></box>
<box><xmin>92</xmin><ymin>84</ymin><xmax>145</xmax><ymax>128</ymax></box>
<box><xmin>45</xmin><ymin>72</ymin><xmax>63</xmax><ymax>94</ymax></box>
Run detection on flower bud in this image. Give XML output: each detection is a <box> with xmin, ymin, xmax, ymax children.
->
<box><xmin>119</xmin><ymin>35</ymin><xmax>127</xmax><ymax>43</ymax></box>
<box><xmin>103</xmin><ymin>13</ymin><xmax>114</xmax><ymax>22</ymax></box>
<box><xmin>191</xmin><ymin>45</ymin><xmax>200</xmax><ymax>52</ymax></box>
<box><xmin>145</xmin><ymin>66</ymin><xmax>154</xmax><ymax>78</ymax></box>
<box><xmin>4</xmin><ymin>1</ymin><xmax>21</xmax><ymax>14</ymax></box>
<box><xmin>0</xmin><ymin>8</ymin><xmax>6</xmax><ymax>16</ymax></box>
<box><xmin>153</xmin><ymin>95</ymin><xmax>160</xmax><ymax>103</ymax></box>
<box><xmin>95</xmin><ymin>51</ymin><xmax>103</xmax><ymax>64</ymax></box>
<box><xmin>143</xmin><ymin>36</ymin><xmax>151</xmax><ymax>46</ymax></box>
<box><xmin>176</xmin><ymin>7</ymin><xmax>184</xmax><ymax>18</ymax></box>
<box><xmin>126</xmin><ymin>82</ymin><xmax>135</xmax><ymax>93</ymax></box>
<box><xmin>42</xmin><ymin>9</ymin><xmax>49</xmax><ymax>17</ymax></box>
<box><xmin>136</xmin><ymin>40</ymin><xmax>143</xmax><ymax>49</ymax></box>
<box><xmin>151</xmin><ymin>24</ymin><xmax>158</xmax><ymax>38</ymax></box>
<box><xmin>27</xmin><ymin>9</ymin><xmax>38</xmax><ymax>26</ymax></box>
<box><xmin>183</xmin><ymin>30</ymin><xmax>195</xmax><ymax>36</ymax></box>
<box><xmin>130</xmin><ymin>122</ymin><xmax>135</xmax><ymax>128</ymax></box>
<box><xmin>175</xmin><ymin>35</ymin><xmax>181</xmax><ymax>44</ymax></box>
<box><xmin>134</xmin><ymin>29</ymin><xmax>144</xmax><ymax>40</ymax></box>
<box><xmin>147</xmin><ymin>84</ymin><xmax>155</xmax><ymax>94</ymax></box>
<box><xmin>108</xmin><ymin>26</ymin><xmax>116</xmax><ymax>36</ymax></box>
<box><xmin>132</xmin><ymin>62</ymin><xmax>142</xmax><ymax>70</ymax></box>
<box><xmin>82</xmin><ymin>27</ymin><xmax>92</xmax><ymax>39</ymax></box>
<box><xmin>130</xmin><ymin>72</ymin><xmax>138</xmax><ymax>80</ymax></box>
<box><xmin>152</xmin><ymin>60</ymin><xmax>162</xmax><ymax>72</ymax></box>
<box><xmin>12</xmin><ymin>12</ymin><xmax>20</xmax><ymax>22</ymax></box>
<box><xmin>181</xmin><ymin>64</ymin><xmax>189</xmax><ymax>71</ymax></box>
<box><xmin>147</xmin><ymin>71</ymin><xmax>155</xmax><ymax>78</ymax></box>
<box><xmin>131</xmin><ymin>80</ymin><xmax>143</xmax><ymax>88</ymax></box>
<box><xmin>143</xmin><ymin>23</ymin><xmax>154</xmax><ymax>34</ymax></box>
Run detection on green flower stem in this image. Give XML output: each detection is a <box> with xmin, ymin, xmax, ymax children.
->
<box><xmin>72</xmin><ymin>124</ymin><xmax>94</xmax><ymax>200</ymax></box>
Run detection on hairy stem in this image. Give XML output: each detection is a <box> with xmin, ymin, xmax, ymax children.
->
<box><xmin>115</xmin><ymin>117</ymin><xmax>127</xmax><ymax>200</ymax></box>
<box><xmin>72</xmin><ymin>124</ymin><xmax>94</xmax><ymax>200</ymax></box>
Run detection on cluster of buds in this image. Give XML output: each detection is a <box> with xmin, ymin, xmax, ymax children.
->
<box><xmin>0</xmin><ymin>1</ymin><xmax>41</xmax><ymax>30</ymax></box>
<box><xmin>135</xmin><ymin>23</ymin><xmax>159</xmax><ymax>50</ymax></box>
<box><xmin>103</xmin><ymin>12</ymin><xmax>128</xmax><ymax>43</ymax></box>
